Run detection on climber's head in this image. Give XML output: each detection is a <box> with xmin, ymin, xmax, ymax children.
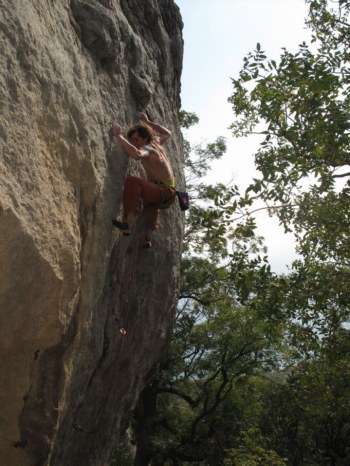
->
<box><xmin>127</xmin><ymin>124</ymin><xmax>154</xmax><ymax>148</ymax></box>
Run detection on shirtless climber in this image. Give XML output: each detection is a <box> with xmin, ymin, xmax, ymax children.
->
<box><xmin>112</xmin><ymin>112</ymin><xmax>176</xmax><ymax>248</ymax></box>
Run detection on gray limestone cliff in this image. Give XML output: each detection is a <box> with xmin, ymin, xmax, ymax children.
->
<box><xmin>0</xmin><ymin>1</ymin><xmax>184</xmax><ymax>464</ymax></box>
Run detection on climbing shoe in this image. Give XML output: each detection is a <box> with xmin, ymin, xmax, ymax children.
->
<box><xmin>143</xmin><ymin>239</ymin><xmax>152</xmax><ymax>249</ymax></box>
<box><xmin>112</xmin><ymin>219</ymin><xmax>130</xmax><ymax>235</ymax></box>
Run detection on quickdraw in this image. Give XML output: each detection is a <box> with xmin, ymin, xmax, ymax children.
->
<box><xmin>114</xmin><ymin>315</ymin><xmax>127</xmax><ymax>335</ymax></box>
<box><xmin>71</xmin><ymin>231</ymin><xmax>141</xmax><ymax>456</ymax></box>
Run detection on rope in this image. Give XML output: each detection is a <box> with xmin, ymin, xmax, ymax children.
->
<box><xmin>71</xmin><ymin>230</ymin><xmax>142</xmax><ymax>463</ymax></box>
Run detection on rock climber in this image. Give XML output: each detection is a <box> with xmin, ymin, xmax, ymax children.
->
<box><xmin>112</xmin><ymin>112</ymin><xmax>176</xmax><ymax>248</ymax></box>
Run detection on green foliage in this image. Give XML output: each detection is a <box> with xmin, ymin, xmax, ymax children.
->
<box><xmin>179</xmin><ymin>111</ymin><xmax>238</xmax><ymax>261</ymax></box>
<box><xmin>224</xmin><ymin>428</ymin><xmax>287</xmax><ymax>466</ymax></box>
<box><xmin>181</xmin><ymin>110</ymin><xmax>227</xmax><ymax>185</ymax></box>
<box><xmin>228</xmin><ymin>0</ymin><xmax>350</xmax><ymax>345</ymax></box>
<box><xmin>258</xmin><ymin>328</ymin><xmax>350</xmax><ymax>465</ymax></box>
<box><xmin>179</xmin><ymin>110</ymin><xmax>199</xmax><ymax>129</ymax></box>
<box><xmin>229</xmin><ymin>1</ymin><xmax>350</xmax><ymax>244</ymax></box>
<box><xmin>145</xmin><ymin>298</ymin><xmax>284</xmax><ymax>465</ymax></box>
<box><xmin>110</xmin><ymin>434</ymin><xmax>134</xmax><ymax>466</ymax></box>
<box><xmin>224</xmin><ymin>3</ymin><xmax>350</xmax><ymax>464</ymax></box>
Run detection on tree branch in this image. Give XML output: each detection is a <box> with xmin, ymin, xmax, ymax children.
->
<box><xmin>156</xmin><ymin>387</ymin><xmax>199</xmax><ymax>408</ymax></box>
<box><xmin>333</xmin><ymin>171</ymin><xmax>350</xmax><ymax>178</ymax></box>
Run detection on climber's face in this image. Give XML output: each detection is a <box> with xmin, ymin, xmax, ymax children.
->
<box><xmin>129</xmin><ymin>131</ymin><xmax>148</xmax><ymax>149</ymax></box>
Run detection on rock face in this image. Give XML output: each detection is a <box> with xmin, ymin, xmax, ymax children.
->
<box><xmin>0</xmin><ymin>1</ymin><xmax>184</xmax><ymax>464</ymax></box>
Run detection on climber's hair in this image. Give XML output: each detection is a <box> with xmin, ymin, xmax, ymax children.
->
<box><xmin>127</xmin><ymin>124</ymin><xmax>154</xmax><ymax>143</ymax></box>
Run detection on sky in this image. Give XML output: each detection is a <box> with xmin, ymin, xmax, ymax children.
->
<box><xmin>175</xmin><ymin>0</ymin><xmax>311</xmax><ymax>273</ymax></box>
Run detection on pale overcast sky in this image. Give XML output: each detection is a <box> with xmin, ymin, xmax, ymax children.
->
<box><xmin>175</xmin><ymin>0</ymin><xmax>311</xmax><ymax>273</ymax></box>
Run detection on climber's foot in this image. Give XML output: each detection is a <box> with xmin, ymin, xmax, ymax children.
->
<box><xmin>112</xmin><ymin>219</ymin><xmax>130</xmax><ymax>236</ymax></box>
<box><xmin>143</xmin><ymin>239</ymin><xmax>152</xmax><ymax>249</ymax></box>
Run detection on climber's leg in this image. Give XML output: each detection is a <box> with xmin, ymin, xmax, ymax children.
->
<box><xmin>141</xmin><ymin>205</ymin><xmax>160</xmax><ymax>248</ymax></box>
<box><xmin>113</xmin><ymin>176</ymin><xmax>162</xmax><ymax>234</ymax></box>
<box><xmin>112</xmin><ymin>219</ymin><xmax>131</xmax><ymax>235</ymax></box>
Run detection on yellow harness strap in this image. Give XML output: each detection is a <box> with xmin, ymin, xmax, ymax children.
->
<box><xmin>154</xmin><ymin>178</ymin><xmax>176</xmax><ymax>188</ymax></box>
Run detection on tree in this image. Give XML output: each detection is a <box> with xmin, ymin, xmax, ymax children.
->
<box><xmin>258</xmin><ymin>327</ymin><xmax>350</xmax><ymax>465</ymax></box>
<box><xmin>228</xmin><ymin>0</ymin><xmax>350</xmax><ymax>346</ymax></box>
<box><xmin>224</xmin><ymin>428</ymin><xmax>287</xmax><ymax>466</ymax></box>
<box><xmin>225</xmin><ymin>1</ymin><xmax>350</xmax><ymax>463</ymax></box>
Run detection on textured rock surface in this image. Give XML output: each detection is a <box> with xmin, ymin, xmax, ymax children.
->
<box><xmin>0</xmin><ymin>1</ymin><xmax>184</xmax><ymax>464</ymax></box>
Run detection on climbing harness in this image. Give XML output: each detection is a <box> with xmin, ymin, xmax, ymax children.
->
<box><xmin>152</xmin><ymin>179</ymin><xmax>189</xmax><ymax>211</ymax></box>
<box><xmin>146</xmin><ymin>179</ymin><xmax>176</xmax><ymax>210</ymax></box>
<box><xmin>153</xmin><ymin>187</ymin><xmax>176</xmax><ymax>210</ymax></box>
<box><xmin>114</xmin><ymin>312</ymin><xmax>127</xmax><ymax>335</ymax></box>
<box><xmin>150</xmin><ymin>187</ymin><xmax>189</xmax><ymax>211</ymax></box>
